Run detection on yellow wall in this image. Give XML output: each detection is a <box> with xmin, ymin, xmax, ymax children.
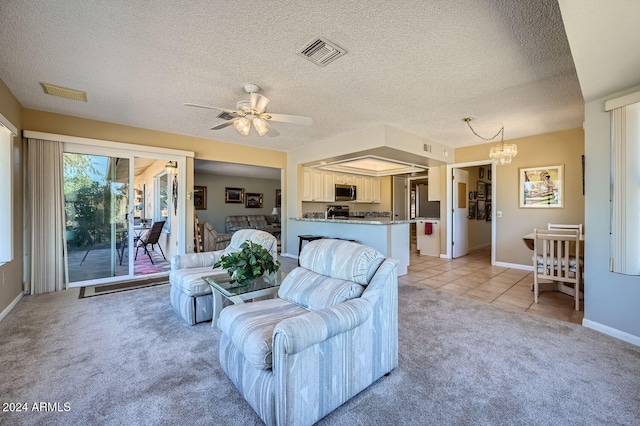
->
<box><xmin>22</xmin><ymin>109</ymin><xmax>286</xmax><ymax>168</ymax></box>
<box><xmin>21</xmin><ymin>109</ymin><xmax>287</xmax><ymax>254</ymax></box>
<box><xmin>0</xmin><ymin>79</ymin><xmax>24</xmax><ymax>315</ymax></box>
<box><xmin>456</xmin><ymin>128</ymin><xmax>584</xmax><ymax>265</ymax></box>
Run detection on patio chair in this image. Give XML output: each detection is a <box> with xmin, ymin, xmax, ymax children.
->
<box><xmin>135</xmin><ymin>221</ymin><xmax>166</xmax><ymax>264</ymax></box>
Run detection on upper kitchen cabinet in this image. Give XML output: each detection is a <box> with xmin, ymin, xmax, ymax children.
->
<box><xmin>301</xmin><ymin>167</ymin><xmax>381</xmax><ymax>203</ymax></box>
<box><xmin>301</xmin><ymin>167</ymin><xmax>335</xmax><ymax>202</ymax></box>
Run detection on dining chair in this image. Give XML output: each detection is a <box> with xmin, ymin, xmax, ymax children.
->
<box><xmin>533</xmin><ymin>228</ymin><xmax>582</xmax><ymax>310</ymax></box>
<box><xmin>548</xmin><ymin>223</ymin><xmax>583</xmax><ymax>233</ymax></box>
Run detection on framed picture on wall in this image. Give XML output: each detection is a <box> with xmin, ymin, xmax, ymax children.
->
<box><xmin>225</xmin><ymin>187</ymin><xmax>245</xmax><ymax>204</ymax></box>
<box><xmin>477</xmin><ymin>181</ymin><xmax>485</xmax><ymax>199</ymax></box>
<box><xmin>485</xmin><ymin>202</ymin><xmax>492</xmax><ymax>221</ymax></box>
<box><xmin>245</xmin><ymin>193</ymin><xmax>263</xmax><ymax>208</ymax></box>
<box><xmin>479</xmin><ymin>167</ymin><xmax>484</xmax><ymax>179</ymax></box>
<box><xmin>193</xmin><ymin>186</ymin><xmax>207</xmax><ymax>210</ymax></box>
<box><xmin>486</xmin><ymin>183</ymin><xmax>492</xmax><ymax>201</ymax></box>
<box><xmin>276</xmin><ymin>189</ymin><xmax>282</xmax><ymax>207</ymax></box>
<box><xmin>519</xmin><ymin>165</ymin><xmax>564</xmax><ymax>208</ymax></box>
<box><xmin>469</xmin><ymin>202</ymin><xmax>476</xmax><ymax>219</ymax></box>
<box><xmin>477</xmin><ymin>200</ymin><xmax>486</xmax><ymax>220</ymax></box>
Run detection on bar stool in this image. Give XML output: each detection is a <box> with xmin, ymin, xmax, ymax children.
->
<box><xmin>298</xmin><ymin>235</ymin><xmax>324</xmax><ymax>265</ymax></box>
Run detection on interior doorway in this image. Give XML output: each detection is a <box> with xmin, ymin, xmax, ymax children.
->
<box><xmin>445</xmin><ymin>161</ymin><xmax>495</xmax><ymax>264</ymax></box>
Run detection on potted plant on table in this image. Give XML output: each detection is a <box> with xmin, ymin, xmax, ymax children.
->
<box><xmin>213</xmin><ymin>241</ymin><xmax>280</xmax><ymax>285</ymax></box>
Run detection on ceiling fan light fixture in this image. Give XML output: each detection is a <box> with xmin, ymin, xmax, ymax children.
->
<box><xmin>253</xmin><ymin>118</ymin><xmax>269</xmax><ymax>136</ymax></box>
<box><xmin>234</xmin><ymin>117</ymin><xmax>251</xmax><ymax>136</ymax></box>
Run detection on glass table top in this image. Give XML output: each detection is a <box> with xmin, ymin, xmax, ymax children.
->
<box><xmin>203</xmin><ymin>270</ymin><xmax>285</xmax><ymax>297</ymax></box>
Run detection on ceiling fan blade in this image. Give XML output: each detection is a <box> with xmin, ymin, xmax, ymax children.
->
<box><xmin>266</xmin><ymin>122</ymin><xmax>280</xmax><ymax>137</ymax></box>
<box><xmin>249</xmin><ymin>93</ymin><xmax>270</xmax><ymax>113</ymax></box>
<box><xmin>264</xmin><ymin>113</ymin><xmax>313</xmax><ymax>126</ymax></box>
<box><xmin>184</xmin><ymin>103</ymin><xmax>237</xmax><ymax>114</ymax></box>
<box><xmin>210</xmin><ymin>119</ymin><xmax>237</xmax><ymax>130</ymax></box>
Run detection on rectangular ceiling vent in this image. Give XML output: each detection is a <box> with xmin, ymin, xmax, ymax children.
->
<box><xmin>297</xmin><ymin>37</ymin><xmax>346</xmax><ymax>67</ymax></box>
<box><xmin>40</xmin><ymin>82</ymin><xmax>87</xmax><ymax>102</ymax></box>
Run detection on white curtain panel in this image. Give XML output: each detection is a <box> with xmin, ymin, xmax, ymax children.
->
<box><xmin>27</xmin><ymin>138</ymin><xmax>68</xmax><ymax>294</ymax></box>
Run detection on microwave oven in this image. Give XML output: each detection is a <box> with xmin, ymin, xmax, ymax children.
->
<box><xmin>335</xmin><ymin>184</ymin><xmax>357</xmax><ymax>201</ymax></box>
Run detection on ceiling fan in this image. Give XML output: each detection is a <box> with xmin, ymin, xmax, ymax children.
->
<box><xmin>184</xmin><ymin>83</ymin><xmax>313</xmax><ymax>137</ymax></box>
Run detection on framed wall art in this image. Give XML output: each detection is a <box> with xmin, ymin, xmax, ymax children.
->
<box><xmin>477</xmin><ymin>181</ymin><xmax>485</xmax><ymax>199</ymax></box>
<box><xmin>193</xmin><ymin>186</ymin><xmax>207</xmax><ymax>210</ymax></box>
<box><xmin>485</xmin><ymin>202</ymin><xmax>492</xmax><ymax>221</ymax></box>
<box><xmin>469</xmin><ymin>202</ymin><xmax>476</xmax><ymax>219</ymax></box>
<box><xmin>276</xmin><ymin>189</ymin><xmax>282</xmax><ymax>207</ymax></box>
<box><xmin>225</xmin><ymin>187</ymin><xmax>245</xmax><ymax>204</ymax></box>
<box><xmin>519</xmin><ymin>165</ymin><xmax>564</xmax><ymax>208</ymax></box>
<box><xmin>476</xmin><ymin>200</ymin><xmax>486</xmax><ymax>220</ymax></box>
<box><xmin>245</xmin><ymin>193</ymin><xmax>263</xmax><ymax>208</ymax></box>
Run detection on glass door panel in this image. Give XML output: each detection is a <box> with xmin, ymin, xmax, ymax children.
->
<box><xmin>64</xmin><ymin>153</ymin><xmax>129</xmax><ymax>283</ymax></box>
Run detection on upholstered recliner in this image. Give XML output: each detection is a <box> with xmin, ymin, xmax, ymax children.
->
<box><xmin>199</xmin><ymin>221</ymin><xmax>231</xmax><ymax>251</ymax></box>
<box><xmin>169</xmin><ymin>229</ymin><xmax>277</xmax><ymax>325</ymax></box>
<box><xmin>218</xmin><ymin>239</ymin><xmax>398</xmax><ymax>425</ymax></box>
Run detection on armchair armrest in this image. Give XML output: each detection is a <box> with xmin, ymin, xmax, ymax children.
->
<box><xmin>274</xmin><ymin>298</ymin><xmax>372</xmax><ymax>355</ymax></box>
<box><xmin>170</xmin><ymin>251</ymin><xmax>220</xmax><ymax>271</ymax></box>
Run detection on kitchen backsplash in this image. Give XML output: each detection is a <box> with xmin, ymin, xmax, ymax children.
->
<box><xmin>302</xmin><ymin>211</ymin><xmax>392</xmax><ymax>219</ymax></box>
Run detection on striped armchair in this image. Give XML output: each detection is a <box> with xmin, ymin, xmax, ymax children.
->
<box><xmin>169</xmin><ymin>229</ymin><xmax>277</xmax><ymax>325</ymax></box>
<box><xmin>218</xmin><ymin>239</ymin><xmax>398</xmax><ymax>425</ymax></box>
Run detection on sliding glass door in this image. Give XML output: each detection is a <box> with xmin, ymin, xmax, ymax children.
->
<box><xmin>63</xmin><ymin>145</ymin><xmax>183</xmax><ymax>287</ymax></box>
<box><xmin>64</xmin><ymin>153</ymin><xmax>130</xmax><ymax>282</ymax></box>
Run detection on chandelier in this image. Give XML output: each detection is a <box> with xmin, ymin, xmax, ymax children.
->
<box><xmin>463</xmin><ymin>117</ymin><xmax>518</xmax><ymax>165</ymax></box>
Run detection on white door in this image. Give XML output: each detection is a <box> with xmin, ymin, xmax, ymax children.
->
<box><xmin>452</xmin><ymin>168</ymin><xmax>469</xmax><ymax>258</ymax></box>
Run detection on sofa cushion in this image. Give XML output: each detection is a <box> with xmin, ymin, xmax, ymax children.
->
<box><xmin>278</xmin><ymin>267</ymin><xmax>365</xmax><ymax>310</ymax></box>
<box><xmin>299</xmin><ymin>239</ymin><xmax>385</xmax><ymax>285</ymax></box>
<box><xmin>248</xmin><ymin>216</ymin><xmax>269</xmax><ymax>229</ymax></box>
<box><xmin>218</xmin><ymin>298</ymin><xmax>309</xmax><ymax>370</ymax></box>
<box><xmin>170</xmin><ymin>268</ymin><xmax>228</xmax><ymax>297</ymax></box>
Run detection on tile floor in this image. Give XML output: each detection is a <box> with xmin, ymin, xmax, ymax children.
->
<box><xmin>402</xmin><ymin>246</ymin><xmax>584</xmax><ymax>324</ymax></box>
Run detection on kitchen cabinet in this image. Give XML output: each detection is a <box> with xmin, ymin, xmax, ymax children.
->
<box><xmin>302</xmin><ymin>167</ymin><xmax>335</xmax><ymax>202</ymax></box>
<box><xmin>356</xmin><ymin>176</ymin><xmax>373</xmax><ymax>202</ymax></box>
<box><xmin>416</xmin><ymin>219</ymin><xmax>440</xmax><ymax>256</ymax></box>
<box><xmin>302</xmin><ymin>168</ymin><xmax>379</xmax><ymax>203</ymax></box>
<box><xmin>372</xmin><ymin>178</ymin><xmax>381</xmax><ymax>203</ymax></box>
<box><xmin>322</xmin><ymin>171</ymin><xmax>335</xmax><ymax>202</ymax></box>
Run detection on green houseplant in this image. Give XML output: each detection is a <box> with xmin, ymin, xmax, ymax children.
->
<box><xmin>213</xmin><ymin>241</ymin><xmax>280</xmax><ymax>284</ymax></box>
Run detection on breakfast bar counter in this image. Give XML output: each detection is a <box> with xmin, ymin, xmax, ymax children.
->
<box><xmin>288</xmin><ymin>217</ymin><xmax>411</xmax><ymax>275</ymax></box>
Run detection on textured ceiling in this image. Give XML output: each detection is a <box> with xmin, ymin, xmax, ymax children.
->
<box><xmin>0</xmin><ymin>0</ymin><xmax>584</xmax><ymax>153</ymax></box>
<box><xmin>558</xmin><ymin>0</ymin><xmax>640</xmax><ymax>103</ymax></box>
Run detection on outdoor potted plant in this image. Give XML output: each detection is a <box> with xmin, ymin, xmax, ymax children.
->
<box><xmin>213</xmin><ymin>241</ymin><xmax>280</xmax><ymax>285</ymax></box>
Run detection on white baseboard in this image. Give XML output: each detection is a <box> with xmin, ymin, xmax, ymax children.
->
<box><xmin>495</xmin><ymin>261</ymin><xmax>533</xmax><ymax>271</ymax></box>
<box><xmin>0</xmin><ymin>291</ymin><xmax>23</xmax><ymax>323</ymax></box>
<box><xmin>280</xmin><ymin>253</ymin><xmax>298</xmax><ymax>260</ymax></box>
<box><xmin>440</xmin><ymin>254</ymin><xmax>450</xmax><ymax>259</ymax></box>
<box><xmin>582</xmin><ymin>318</ymin><xmax>640</xmax><ymax>347</ymax></box>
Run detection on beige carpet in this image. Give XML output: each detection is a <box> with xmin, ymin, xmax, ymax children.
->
<box><xmin>0</xmin><ymin>281</ymin><xmax>638</xmax><ymax>425</ymax></box>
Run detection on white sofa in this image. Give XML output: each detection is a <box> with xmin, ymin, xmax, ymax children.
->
<box><xmin>169</xmin><ymin>229</ymin><xmax>278</xmax><ymax>325</ymax></box>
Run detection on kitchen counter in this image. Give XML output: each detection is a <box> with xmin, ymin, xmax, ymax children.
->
<box><xmin>288</xmin><ymin>217</ymin><xmax>416</xmax><ymax>275</ymax></box>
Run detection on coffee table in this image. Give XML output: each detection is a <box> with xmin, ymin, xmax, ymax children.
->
<box><xmin>204</xmin><ymin>270</ymin><xmax>286</xmax><ymax>327</ymax></box>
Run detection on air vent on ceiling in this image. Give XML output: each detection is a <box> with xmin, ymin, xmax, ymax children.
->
<box><xmin>217</xmin><ymin>111</ymin><xmax>237</xmax><ymax>121</ymax></box>
<box><xmin>297</xmin><ymin>37</ymin><xmax>346</xmax><ymax>67</ymax></box>
<box><xmin>40</xmin><ymin>82</ymin><xmax>87</xmax><ymax>102</ymax></box>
